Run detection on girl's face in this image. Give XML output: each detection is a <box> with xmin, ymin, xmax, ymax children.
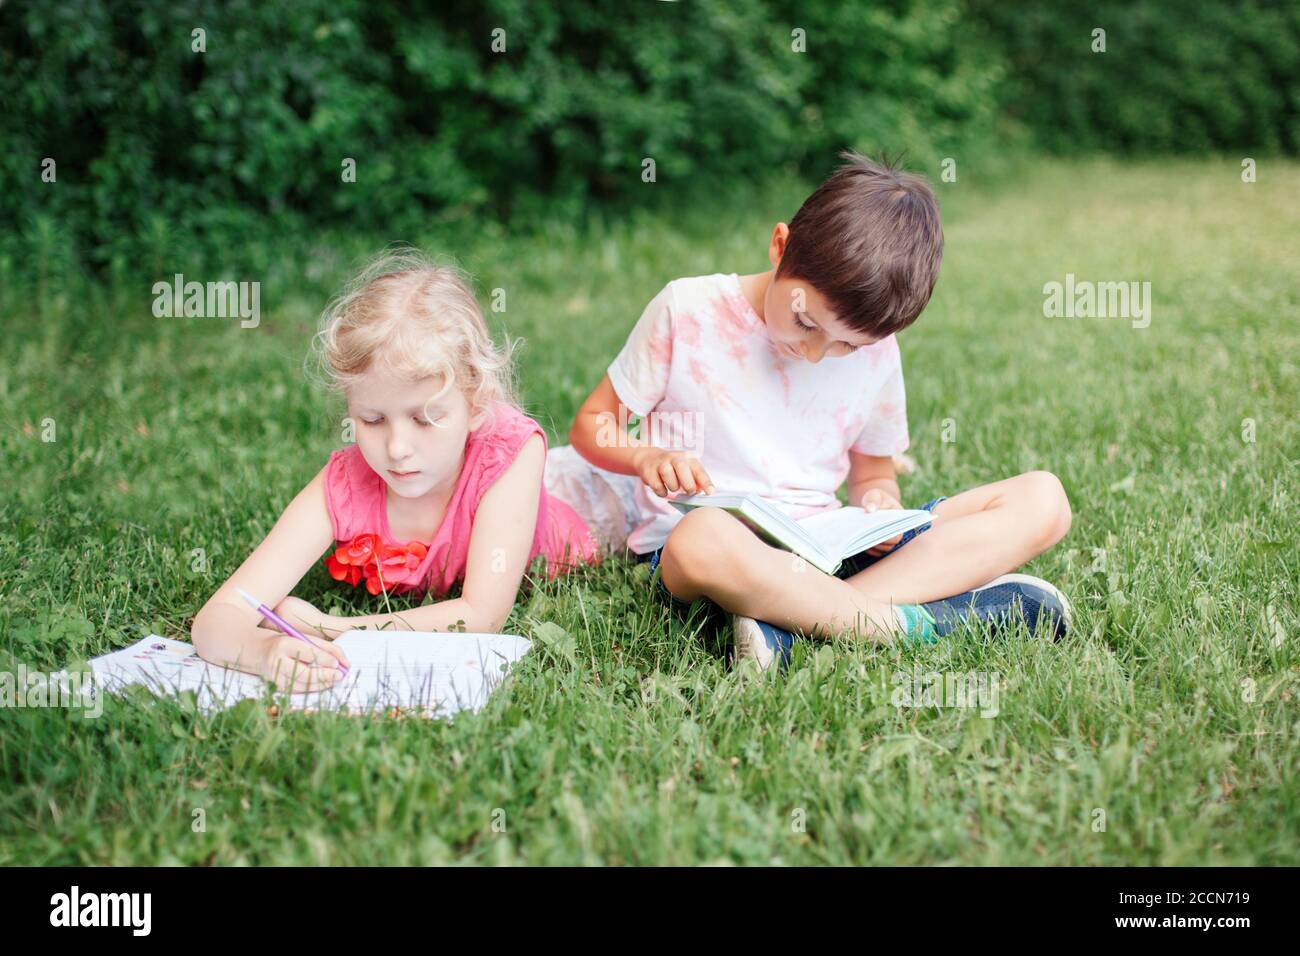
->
<box><xmin>346</xmin><ymin>367</ymin><xmax>481</xmax><ymax>500</ymax></box>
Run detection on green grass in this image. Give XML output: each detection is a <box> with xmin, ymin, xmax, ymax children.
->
<box><xmin>1</xmin><ymin>157</ymin><xmax>1297</xmax><ymax>865</ymax></box>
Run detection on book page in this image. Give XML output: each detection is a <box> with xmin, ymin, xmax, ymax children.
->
<box><xmin>671</xmin><ymin>493</ymin><xmax>827</xmax><ymax>567</ymax></box>
<box><xmin>796</xmin><ymin>507</ymin><xmax>933</xmax><ymax>560</ymax></box>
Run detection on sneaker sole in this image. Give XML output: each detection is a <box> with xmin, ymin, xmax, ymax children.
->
<box><xmin>731</xmin><ymin>615</ymin><xmax>776</xmax><ymax>671</ymax></box>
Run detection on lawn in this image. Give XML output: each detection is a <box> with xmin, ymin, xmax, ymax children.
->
<box><xmin>1</xmin><ymin>157</ymin><xmax>1296</xmax><ymax>865</ymax></box>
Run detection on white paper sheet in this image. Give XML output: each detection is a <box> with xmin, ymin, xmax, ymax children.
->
<box><xmin>88</xmin><ymin>631</ymin><xmax>532</xmax><ymax>718</ymax></box>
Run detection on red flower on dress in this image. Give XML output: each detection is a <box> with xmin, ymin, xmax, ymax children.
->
<box><xmin>339</xmin><ymin>532</ymin><xmax>381</xmax><ymax>566</ymax></box>
<box><xmin>324</xmin><ymin>534</ymin><xmax>427</xmax><ymax>594</ymax></box>
<box><xmin>377</xmin><ymin>540</ymin><xmax>428</xmax><ymax>573</ymax></box>
<box><xmin>324</xmin><ymin>553</ymin><xmax>363</xmax><ymax>586</ymax></box>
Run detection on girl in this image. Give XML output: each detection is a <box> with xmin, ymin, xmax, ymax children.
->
<box><xmin>191</xmin><ymin>251</ymin><xmax>599</xmax><ymax>692</ymax></box>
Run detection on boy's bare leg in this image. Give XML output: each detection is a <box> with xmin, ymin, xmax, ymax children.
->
<box><xmin>657</xmin><ymin>470</ymin><xmax>1071</xmax><ymax>640</ymax></box>
<box><xmin>844</xmin><ymin>471</ymin><xmax>1072</xmax><ymax>605</ymax></box>
<box><xmin>657</xmin><ymin>508</ymin><xmax>902</xmax><ymax>641</ymax></box>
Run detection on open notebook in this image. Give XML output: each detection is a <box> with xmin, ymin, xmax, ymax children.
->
<box><xmin>669</xmin><ymin>493</ymin><xmax>933</xmax><ymax>575</ymax></box>
<box><xmin>88</xmin><ymin>630</ymin><xmax>532</xmax><ymax>718</ymax></box>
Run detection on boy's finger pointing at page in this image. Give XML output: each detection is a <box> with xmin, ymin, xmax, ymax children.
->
<box><xmin>692</xmin><ymin>460</ymin><xmax>714</xmax><ymax>495</ymax></box>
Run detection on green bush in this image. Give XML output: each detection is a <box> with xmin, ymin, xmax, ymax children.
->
<box><xmin>965</xmin><ymin>0</ymin><xmax>1300</xmax><ymax>154</ymax></box>
<box><xmin>3</xmin><ymin>1</ymin><xmax>1295</xmax><ymax>277</ymax></box>
<box><xmin>1</xmin><ymin>0</ymin><xmax>998</xmax><ymax>272</ymax></box>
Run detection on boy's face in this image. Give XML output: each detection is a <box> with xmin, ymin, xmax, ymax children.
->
<box><xmin>763</xmin><ymin>223</ymin><xmax>878</xmax><ymax>363</ymax></box>
<box><xmin>347</xmin><ymin>367</ymin><xmax>482</xmax><ymax>500</ymax></box>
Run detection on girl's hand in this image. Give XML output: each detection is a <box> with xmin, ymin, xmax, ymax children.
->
<box><xmin>258</xmin><ymin>633</ymin><xmax>350</xmax><ymax>693</ymax></box>
<box><xmin>634</xmin><ymin>448</ymin><xmax>714</xmax><ymax>497</ymax></box>
<box><xmin>860</xmin><ymin>487</ymin><xmax>905</xmax><ymax>556</ymax></box>
<box><xmin>271</xmin><ymin>596</ymin><xmax>343</xmax><ymax>640</ymax></box>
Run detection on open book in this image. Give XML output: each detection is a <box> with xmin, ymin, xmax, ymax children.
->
<box><xmin>669</xmin><ymin>493</ymin><xmax>933</xmax><ymax>575</ymax></box>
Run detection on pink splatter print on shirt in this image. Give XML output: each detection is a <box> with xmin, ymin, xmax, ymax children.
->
<box><xmin>713</xmin><ymin>292</ymin><xmax>758</xmax><ymax>349</ymax></box>
<box><xmin>676</xmin><ymin>311</ymin><xmax>701</xmax><ymax>347</ymax></box>
<box><xmin>760</xmin><ymin>336</ymin><xmax>794</xmax><ymax>404</ymax></box>
<box><xmin>647</xmin><ymin>328</ymin><xmax>673</xmax><ymax>368</ymax></box>
<box><xmin>830</xmin><ymin>404</ymin><xmax>852</xmax><ymax>440</ymax></box>
<box><xmin>689</xmin><ymin>357</ymin><xmax>732</xmax><ymax>409</ymax></box>
<box><xmin>866</xmin><ymin>335</ymin><xmax>897</xmax><ymax>368</ymax></box>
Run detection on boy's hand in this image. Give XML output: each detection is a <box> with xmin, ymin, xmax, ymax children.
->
<box><xmin>860</xmin><ymin>487</ymin><xmax>905</xmax><ymax>556</ymax></box>
<box><xmin>633</xmin><ymin>448</ymin><xmax>715</xmax><ymax>498</ymax></box>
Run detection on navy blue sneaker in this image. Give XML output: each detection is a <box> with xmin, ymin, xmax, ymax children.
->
<box><xmin>919</xmin><ymin>573</ymin><xmax>1072</xmax><ymax>641</ymax></box>
<box><xmin>732</xmin><ymin>615</ymin><xmax>796</xmax><ymax>672</ymax></box>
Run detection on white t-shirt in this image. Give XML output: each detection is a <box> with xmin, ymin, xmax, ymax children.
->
<box><xmin>607</xmin><ymin>273</ymin><xmax>910</xmax><ymax>554</ymax></box>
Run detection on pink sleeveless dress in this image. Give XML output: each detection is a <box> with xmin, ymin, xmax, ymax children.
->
<box><xmin>322</xmin><ymin>402</ymin><xmax>598</xmax><ymax>596</ymax></box>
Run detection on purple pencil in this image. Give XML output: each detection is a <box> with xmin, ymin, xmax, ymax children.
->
<box><xmin>235</xmin><ymin>587</ymin><xmax>349</xmax><ymax>676</ymax></box>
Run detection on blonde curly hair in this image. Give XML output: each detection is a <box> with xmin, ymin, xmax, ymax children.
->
<box><xmin>313</xmin><ymin>248</ymin><xmax>517</xmax><ymax>428</ymax></box>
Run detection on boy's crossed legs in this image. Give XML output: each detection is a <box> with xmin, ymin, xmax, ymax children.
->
<box><xmin>656</xmin><ymin>470</ymin><xmax>1072</xmax><ymax>648</ymax></box>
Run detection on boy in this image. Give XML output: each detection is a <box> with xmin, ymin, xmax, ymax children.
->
<box><xmin>566</xmin><ymin>152</ymin><xmax>1072</xmax><ymax>670</ymax></box>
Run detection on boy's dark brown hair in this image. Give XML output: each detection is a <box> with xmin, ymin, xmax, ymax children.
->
<box><xmin>777</xmin><ymin>151</ymin><xmax>943</xmax><ymax>338</ymax></box>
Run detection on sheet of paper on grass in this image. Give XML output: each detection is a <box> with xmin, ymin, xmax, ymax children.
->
<box><xmin>88</xmin><ymin>631</ymin><xmax>531</xmax><ymax>718</ymax></box>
